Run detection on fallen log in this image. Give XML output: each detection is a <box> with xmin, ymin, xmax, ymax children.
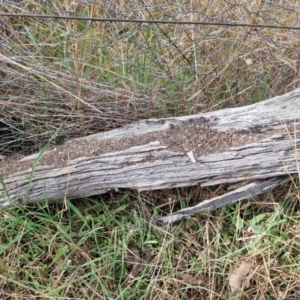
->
<box><xmin>0</xmin><ymin>88</ymin><xmax>300</xmax><ymax>220</ymax></box>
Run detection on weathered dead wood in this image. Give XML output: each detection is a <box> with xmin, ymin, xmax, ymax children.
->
<box><xmin>0</xmin><ymin>88</ymin><xmax>300</xmax><ymax>213</ymax></box>
<box><xmin>156</xmin><ymin>176</ymin><xmax>291</xmax><ymax>225</ymax></box>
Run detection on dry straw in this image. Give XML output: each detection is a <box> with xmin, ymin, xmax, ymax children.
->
<box><xmin>0</xmin><ymin>0</ymin><xmax>300</xmax><ymax>155</ymax></box>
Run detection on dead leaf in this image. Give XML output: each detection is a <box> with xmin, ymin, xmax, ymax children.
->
<box><xmin>186</xmin><ymin>150</ymin><xmax>196</xmax><ymax>163</ymax></box>
<box><xmin>229</xmin><ymin>260</ymin><xmax>253</xmax><ymax>292</ymax></box>
<box><xmin>176</xmin><ymin>272</ymin><xmax>203</xmax><ymax>285</ymax></box>
<box><xmin>125</xmin><ymin>247</ymin><xmax>152</xmax><ymax>279</ymax></box>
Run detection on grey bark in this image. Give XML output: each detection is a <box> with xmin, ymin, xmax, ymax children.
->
<box><xmin>1</xmin><ymin>88</ymin><xmax>300</xmax><ymax>218</ymax></box>
<box><xmin>155</xmin><ymin>176</ymin><xmax>291</xmax><ymax>225</ymax></box>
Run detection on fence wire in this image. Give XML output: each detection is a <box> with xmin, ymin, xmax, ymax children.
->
<box><xmin>0</xmin><ymin>0</ymin><xmax>300</xmax><ymax>155</ymax></box>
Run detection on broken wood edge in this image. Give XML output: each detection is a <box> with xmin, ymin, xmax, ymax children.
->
<box><xmin>155</xmin><ymin>176</ymin><xmax>291</xmax><ymax>226</ymax></box>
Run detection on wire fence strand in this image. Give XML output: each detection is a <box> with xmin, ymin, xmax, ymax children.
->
<box><xmin>1</xmin><ymin>0</ymin><xmax>300</xmax><ymax>155</ymax></box>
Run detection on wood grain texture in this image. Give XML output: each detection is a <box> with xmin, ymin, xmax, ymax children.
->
<box><xmin>0</xmin><ymin>88</ymin><xmax>300</xmax><ymax>208</ymax></box>
<box><xmin>155</xmin><ymin>176</ymin><xmax>290</xmax><ymax>225</ymax></box>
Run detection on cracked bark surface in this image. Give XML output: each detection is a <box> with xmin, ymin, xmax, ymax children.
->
<box><xmin>0</xmin><ymin>88</ymin><xmax>300</xmax><ymax>216</ymax></box>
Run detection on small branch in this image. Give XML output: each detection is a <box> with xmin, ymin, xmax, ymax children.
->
<box><xmin>155</xmin><ymin>176</ymin><xmax>290</xmax><ymax>226</ymax></box>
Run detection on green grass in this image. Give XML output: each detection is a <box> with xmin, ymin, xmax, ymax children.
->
<box><xmin>1</xmin><ymin>185</ymin><xmax>300</xmax><ymax>299</ymax></box>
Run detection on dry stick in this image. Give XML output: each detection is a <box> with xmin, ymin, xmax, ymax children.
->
<box><xmin>155</xmin><ymin>176</ymin><xmax>290</xmax><ymax>226</ymax></box>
